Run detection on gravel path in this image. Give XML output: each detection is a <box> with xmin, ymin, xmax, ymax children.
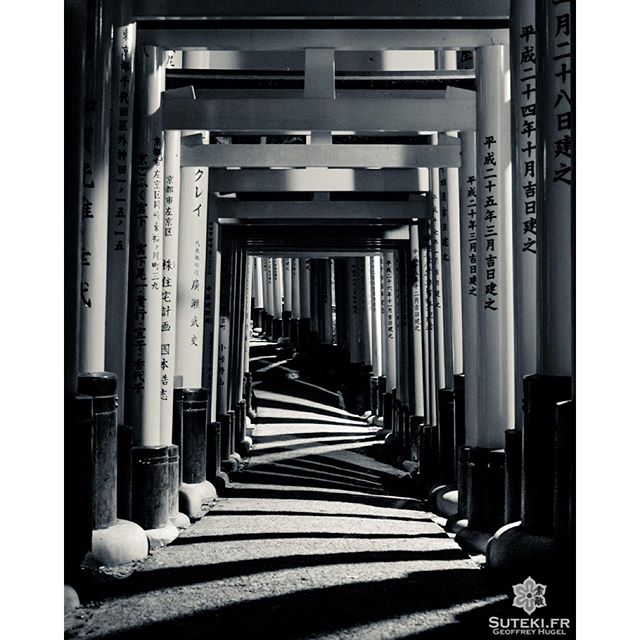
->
<box><xmin>65</xmin><ymin>343</ymin><xmax>509</xmax><ymax>639</ymax></box>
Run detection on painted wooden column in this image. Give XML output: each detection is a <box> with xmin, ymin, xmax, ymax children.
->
<box><xmin>347</xmin><ymin>258</ymin><xmax>360</xmax><ymax>364</ymax></box>
<box><xmin>201</xmin><ymin>198</ymin><xmax>219</xmax><ymax>397</ymax></box>
<box><xmin>410</xmin><ymin>225</ymin><xmax>426</xmax><ymax>420</ymax></box>
<box><xmin>123</xmin><ymin>45</ymin><xmax>180</xmax><ymax>538</ymax></box>
<box><xmin>382</xmin><ymin>251</ymin><xmax>398</xmax><ymax>393</ymax></box>
<box><xmin>291</xmin><ymin>258</ymin><xmax>301</xmax><ymax>318</ymax></box>
<box><xmin>105</xmin><ymin>22</ymin><xmax>135</xmax><ymax>422</ymax></box>
<box><xmin>175</xmin><ymin>133</ymin><xmax>209</xmax><ymax>389</ymax></box>
<box><xmin>419</xmin><ymin>212</ymin><xmax>441</xmax><ymax>485</ymax></box>
<box><xmin>511</xmin><ymin>0</ymin><xmax>539</xmax><ymax>427</ymax></box>
<box><xmin>274</xmin><ymin>256</ymin><xmax>285</xmax><ymax>339</ymax></box>
<box><xmin>204</xmin><ymin>213</ymin><xmax>221</xmax><ymax>414</ymax></box>
<box><xmin>282</xmin><ymin>257</ymin><xmax>293</xmax><ymax>336</ymax></box>
<box><xmin>158</xmin><ymin>126</ymin><xmax>181</xmax><ymax>444</ymax></box>
<box><xmin>299</xmin><ymin>257</ymin><xmax>312</xmax><ymax>347</ymax></box>
<box><xmin>264</xmin><ymin>257</ymin><xmax>274</xmax><ymax>337</ymax></box>
<box><xmin>79</xmin><ymin>1</ymin><xmax>113</xmax><ymax>375</ymax></box>
<box><xmin>437</xmin><ymin>167</ymin><xmax>455</xmax><ymax>391</ymax></box>
<box><xmin>320</xmin><ymin>260</ymin><xmax>333</xmax><ymax>345</ymax></box>
<box><xmin>395</xmin><ymin>250</ymin><xmax>410</xmax><ymax>413</ymax></box>
<box><xmin>369</xmin><ymin>255</ymin><xmax>383</xmax><ymax>378</ymax></box>
<box><xmin>459</xmin><ymin>131</ymin><xmax>479</xmax><ymax>449</ymax></box>
<box><xmin>283</xmin><ymin>258</ymin><xmax>293</xmax><ymax>314</ymax></box>
<box><xmin>333</xmin><ymin>259</ymin><xmax>349</xmax><ymax>353</ymax></box>
<box><xmin>254</xmin><ymin>257</ymin><xmax>264</xmax><ymax>310</ymax></box>
<box><xmin>429</xmin><ymin>139</ymin><xmax>446</xmax><ymax>393</ymax></box>
<box><xmin>300</xmin><ymin>258</ymin><xmax>312</xmax><ymax>318</ymax></box>
<box><xmin>538</xmin><ymin>1</ymin><xmax>573</xmax><ymax>380</ymax></box>
<box><xmin>216</xmin><ymin>240</ymin><xmax>241</xmax><ymax>472</ymax></box>
<box><xmin>444</xmin><ymin>50</ymin><xmax>464</xmax><ymax>378</ymax></box>
<box><xmin>124</xmin><ymin>45</ymin><xmax>164</xmax><ymax>448</ymax></box>
<box><xmin>310</xmin><ymin>260</ymin><xmax>322</xmax><ymax>337</ymax></box>
<box><xmin>464</xmin><ymin>44</ymin><xmax>514</xmax><ymax>533</ymax></box>
<box><xmin>474</xmin><ymin>44</ymin><xmax>515</xmax><ymax>447</ymax></box>
<box><xmin>520</xmin><ymin>0</ymin><xmax>574</xmax><ymax>537</ymax></box>
<box><xmin>289</xmin><ymin>257</ymin><xmax>301</xmax><ymax>346</ymax></box>
<box><xmin>357</xmin><ymin>258</ymin><xmax>372</xmax><ymax>367</ymax></box>
<box><xmin>273</xmin><ymin>258</ymin><xmax>284</xmax><ymax>320</ymax></box>
<box><xmin>421</xmin><ymin>213</ymin><xmax>437</xmax><ymax>427</ymax></box>
<box><xmin>243</xmin><ymin>258</ymin><xmax>254</xmax><ymax>381</ymax></box>
<box><xmin>365</xmin><ymin>255</ymin><xmax>380</xmax><ymax>416</ymax></box>
<box><xmin>65</xmin><ymin>0</ymin><xmax>91</xmax><ymax>582</ymax></box>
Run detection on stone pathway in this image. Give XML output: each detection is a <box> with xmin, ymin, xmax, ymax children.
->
<box><xmin>65</xmin><ymin>342</ymin><xmax>509</xmax><ymax>639</ymax></box>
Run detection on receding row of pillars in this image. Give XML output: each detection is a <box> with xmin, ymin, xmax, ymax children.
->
<box><xmin>246</xmin><ymin>0</ymin><xmax>574</xmax><ymax>559</ymax></box>
<box><xmin>66</xmin><ymin>0</ymin><xmax>573</xmax><ymax>580</ymax></box>
<box><xmin>67</xmin><ymin>37</ymin><xmax>264</xmax><ymax>574</ymax></box>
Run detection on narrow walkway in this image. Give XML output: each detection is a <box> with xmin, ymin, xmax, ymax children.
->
<box><xmin>66</xmin><ymin>342</ymin><xmax>509</xmax><ymax>640</ymax></box>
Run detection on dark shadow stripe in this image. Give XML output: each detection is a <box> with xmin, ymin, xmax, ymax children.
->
<box><xmin>171</xmin><ymin>531</ymin><xmax>451</xmax><ymax>545</ymax></box>
<box><xmin>93</xmin><ymin>568</ymin><xmax>507</xmax><ymax>640</ymax></box>
<box><xmin>96</xmin><ymin>549</ymin><xmax>472</xmax><ymax>599</ymax></box>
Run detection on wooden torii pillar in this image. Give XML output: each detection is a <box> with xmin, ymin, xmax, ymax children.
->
<box><xmin>70</xmin><ymin>6</ymin><xmax>149</xmax><ymax>573</ymax></box>
<box><xmin>461</xmin><ymin>43</ymin><xmax>514</xmax><ymax>538</ymax></box>
<box><xmin>488</xmin><ymin>0</ymin><xmax>574</xmax><ymax>572</ymax></box>
<box><xmin>122</xmin><ymin>44</ymin><xmax>182</xmax><ymax>548</ymax></box>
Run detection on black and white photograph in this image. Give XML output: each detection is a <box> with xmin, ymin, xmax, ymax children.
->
<box><xmin>55</xmin><ymin>1</ymin><xmax>585</xmax><ymax>637</ymax></box>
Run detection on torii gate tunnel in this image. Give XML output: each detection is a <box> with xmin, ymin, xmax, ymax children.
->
<box><xmin>65</xmin><ymin>0</ymin><xmax>575</xmax><ymax>631</ymax></box>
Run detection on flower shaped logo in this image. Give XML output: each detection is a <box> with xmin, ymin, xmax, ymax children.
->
<box><xmin>512</xmin><ymin>577</ymin><xmax>547</xmax><ymax>615</ymax></box>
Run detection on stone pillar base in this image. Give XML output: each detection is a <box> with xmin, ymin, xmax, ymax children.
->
<box><xmin>171</xmin><ymin>512</ymin><xmax>191</xmax><ymax>530</ymax></box>
<box><xmin>429</xmin><ymin>484</ymin><xmax>458</xmax><ymax>518</ymax></box>
<box><xmin>179</xmin><ymin>480</ymin><xmax>218</xmax><ymax>520</ymax></box>
<box><xmin>88</xmin><ymin>519</ymin><xmax>149</xmax><ymax>567</ymax></box>
<box><xmin>221</xmin><ymin>454</ymin><xmax>240</xmax><ymax>473</ymax></box>
<box><xmin>213</xmin><ymin>470</ymin><xmax>230</xmax><ymax>494</ymax></box>
<box><xmin>453</xmin><ymin>522</ymin><xmax>493</xmax><ymax>555</ymax></box>
<box><xmin>486</xmin><ymin>522</ymin><xmax>559</xmax><ymax>573</ymax></box>
<box><xmin>237</xmin><ymin>436</ymin><xmax>253</xmax><ymax>456</ymax></box>
<box><xmin>400</xmin><ymin>460</ymin><xmax>419</xmax><ymax>474</ymax></box>
<box><xmin>145</xmin><ymin>522</ymin><xmax>180</xmax><ymax>550</ymax></box>
<box><xmin>64</xmin><ymin>585</ymin><xmax>81</xmax><ymax>614</ymax></box>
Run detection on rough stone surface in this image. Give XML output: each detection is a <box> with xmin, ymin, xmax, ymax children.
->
<box><xmin>436</xmin><ymin>488</ymin><xmax>459</xmax><ymax>518</ymax></box>
<box><xmin>171</xmin><ymin>512</ymin><xmax>191</xmax><ymax>530</ymax></box>
<box><xmin>486</xmin><ymin>522</ymin><xmax>558</xmax><ymax>572</ymax></box>
<box><xmin>89</xmin><ymin>520</ymin><xmax>149</xmax><ymax>568</ymax></box>
<box><xmin>180</xmin><ymin>481</ymin><xmax>218</xmax><ymax>520</ymax></box>
<box><xmin>64</xmin><ymin>585</ymin><xmax>81</xmax><ymax>614</ymax></box>
<box><xmin>145</xmin><ymin>523</ymin><xmax>180</xmax><ymax>551</ymax></box>
<box><xmin>65</xmin><ymin>342</ymin><xmax>511</xmax><ymax>639</ymax></box>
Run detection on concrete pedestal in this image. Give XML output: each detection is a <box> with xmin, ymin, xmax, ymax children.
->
<box><xmin>179</xmin><ymin>480</ymin><xmax>217</xmax><ymax>521</ymax></box>
<box><xmin>429</xmin><ymin>484</ymin><xmax>458</xmax><ymax>518</ymax></box>
<box><xmin>64</xmin><ymin>585</ymin><xmax>81</xmax><ymax>615</ymax></box>
<box><xmin>486</xmin><ymin>522</ymin><xmax>559</xmax><ymax>574</ymax></box>
<box><xmin>89</xmin><ymin>519</ymin><xmax>149</xmax><ymax>567</ymax></box>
